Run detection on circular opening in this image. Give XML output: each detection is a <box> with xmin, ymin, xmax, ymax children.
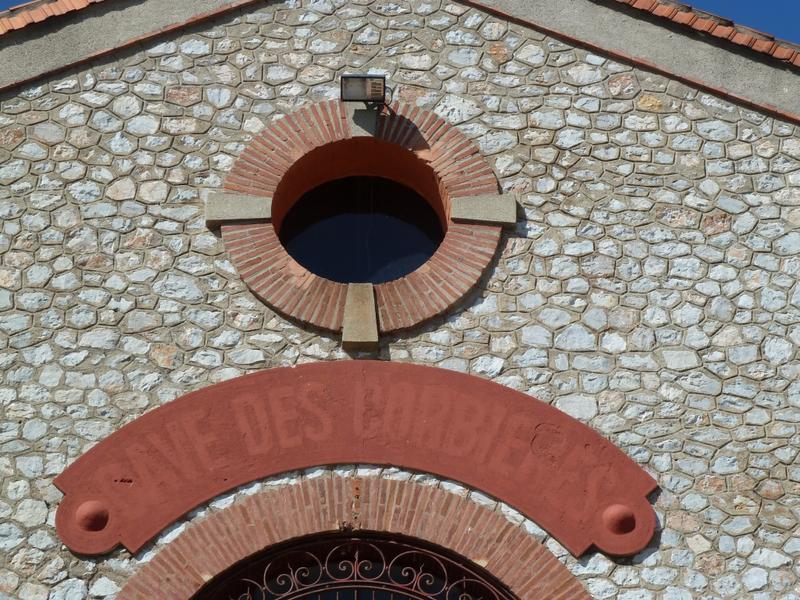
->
<box><xmin>279</xmin><ymin>176</ymin><xmax>445</xmax><ymax>284</ymax></box>
<box><xmin>602</xmin><ymin>504</ymin><xmax>637</xmax><ymax>535</ymax></box>
<box><xmin>75</xmin><ymin>500</ymin><xmax>109</xmax><ymax>532</ymax></box>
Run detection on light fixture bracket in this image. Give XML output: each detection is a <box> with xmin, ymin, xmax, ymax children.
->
<box><xmin>340</xmin><ymin>74</ymin><xmax>387</xmax><ymax>105</ymax></box>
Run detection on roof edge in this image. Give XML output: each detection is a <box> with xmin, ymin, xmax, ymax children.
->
<box><xmin>0</xmin><ymin>0</ymin><xmax>107</xmax><ymax>35</ymax></box>
<box><xmin>2</xmin><ymin>0</ymin><xmax>799</xmax><ymax>73</ymax></box>
<box><xmin>463</xmin><ymin>0</ymin><xmax>799</xmax><ymax>122</ymax></box>
<box><xmin>607</xmin><ymin>0</ymin><xmax>800</xmax><ymax>68</ymax></box>
<box><xmin>0</xmin><ymin>0</ymin><xmax>798</xmax><ymax>124</ymax></box>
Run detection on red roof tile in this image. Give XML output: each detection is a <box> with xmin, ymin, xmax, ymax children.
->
<box><xmin>0</xmin><ymin>0</ymin><xmax>106</xmax><ymax>34</ymax></box>
<box><xmin>610</xmin><ymin>0</ymin><xmax>800</xmax><ymax>67</ymax></box>
<box><xmin>0</xmin><ymin>0</ymin><xmax>798</xmax><ymax>72</ymax></box>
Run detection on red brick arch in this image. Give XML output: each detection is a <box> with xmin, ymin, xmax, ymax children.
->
<box><xmin>118</xmin><ymin>473</ymin><xmax>592</xmax><ymax>600</ymax></box>
<box><xmin>220</xmin><ymin>100</ymin><xmax>504</xmax><ymax>333</ymax></box>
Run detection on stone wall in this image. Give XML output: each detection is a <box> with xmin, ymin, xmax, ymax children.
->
<box><xmin>1</xmin><ymin>0</ymin><xmax>800</xmax><ymax>598</ymax></box>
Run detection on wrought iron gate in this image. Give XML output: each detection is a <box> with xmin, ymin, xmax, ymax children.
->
<box><xmin>192</xmin><ymin>532</ymin><xmax>517</xmax><ymax>600</ymax></box>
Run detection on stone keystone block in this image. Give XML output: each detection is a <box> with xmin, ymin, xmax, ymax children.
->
<box><xmin>342</xmin><ymin>283</ymin><xmax>379</xmax><ymax>351</ymax></box>
<box><xmin>450</xmin><ymin>194</ymin><xmax>517</xmax><ymax>226</ymax></box>
<box><xmin>345</xmin><ymin>104</ymin><xmax>380</xmax><ymax>138</ymax></box>
<box><xmin>205</xmin><ymin>190</ymin><xmax>272</xmax><ymax>227</ymax></box>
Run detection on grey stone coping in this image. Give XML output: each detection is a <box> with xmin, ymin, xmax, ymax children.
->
<box><xmin>451</xmin><ymin>193</ymin><xmax>517</xmax><ymax>227</ymax></box>
<box><xmin>342</xmin><ymin>283</ymin><xmax>379</xmax><ymax>351</ymax></box>
<box><xmin>0</xmin><ymin>0</ymin><xmax>798</xmax><ymax>120</ymax></box>
<box><xmin>205</xmin><ymin>191</ymin><xmax>271</xmax><ymax>227</ymax></box>
<box><xmin>464</xmin><ymin>0</ymin><xmax>800</xmax><ymax>119</ymax></box>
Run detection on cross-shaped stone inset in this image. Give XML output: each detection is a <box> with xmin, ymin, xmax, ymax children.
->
<box><xmin>206</xmin><ymin>100</ymin><xmax>517</xmax><ymax>351</ymax></box>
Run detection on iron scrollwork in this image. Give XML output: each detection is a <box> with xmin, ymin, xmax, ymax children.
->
<box><xmin>193</xmin><ymin>534</ymin><xmax>516</xmax><ymax>600</ymax></box>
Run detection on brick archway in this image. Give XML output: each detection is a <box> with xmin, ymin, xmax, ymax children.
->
<box><xmin>206</xmin><ymin>100</ymin><xmax>516</xmax><ymax>340</ymax></box>
<box><xmin>118</xmin><ymin>472</ymin><xmax>592</xmax><ymax>600</ymax></box>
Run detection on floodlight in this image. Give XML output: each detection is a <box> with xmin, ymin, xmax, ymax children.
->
<box><xmin>341</xmin><ymin>74</ymin><xmax>386</xmax><ymax>103</ymax></box>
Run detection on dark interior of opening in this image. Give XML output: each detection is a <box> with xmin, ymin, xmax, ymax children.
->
<box><xmin>191</xmin><ymin>531</ymin><xmax>517</xmax><ymax>600</ymax></box>
<box><xmin>278</xmin><ymin>176</ymin><xmax>444</xmax><ymax>284</ymax></box>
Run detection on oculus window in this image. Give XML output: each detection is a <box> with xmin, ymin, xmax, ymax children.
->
<box><xmin>279</xmin><ymin>176</ymin><xmax>444</xmax><ymax>284</ymax></box>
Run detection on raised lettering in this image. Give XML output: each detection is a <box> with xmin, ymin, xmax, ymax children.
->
<box><xmin>525</xmin><ymin>422</ymin><xmax>567</xmax><ymax>480</ymax></box>
<box><xmin>412</xmin><ymin>385</ymin><xmax>451</xmax><ymax>452</ymax></box>
<box><xmin>299</xmin><ymin>382</ymin><xmax>334</xmax><ymax>442</ymax></box>
<box><xmin>381</xmin><ymin>381</ymin><xmax>417</xmax><ymax>443</ymax></box>
<box><xmin>354</xmin><ymin>379</ymin><xmax>384</xmax><ymax>442</ymax></box>
<box><xmin>442</xmin><ymin>396</ymin><xmax>484</xmax><ymax>458</ymax></box>
<box><xmin>182</xmin><ymin>409</ymin><xmax>224</xmax><ymax>471</ymax></box>
<box><xmin>54</xmin><ymin>362</ymin><xmax>659</xmax><ymax>558</ymax></box>
<box><xmin>490</xmin><ymin>416</ymin><xmax>537</xmax><ymax>478</ymax></box>
<box><xmin>145</xmin><ymin>423</ymin><xmax>203</xmax><ymax>480</ymax></box>
<box><xmin>125</xmin><ymin>441</ymin><xmax>181</xmax><ymax>492</ymax></box>
<box><xmin>471</xmin><ymin>403</ymin><xmax>509</xmax><ymax>467</ymax></box>
<box><xmin>559</xmin><ymin>443</ymin><xmax>615</xmax><ymax>522</ymax></box>
<box><xmin>270</xmin><ymin>387</ymin><xmax>302</xmax><ymax>449</ymax></box>
<box><xmin>234</xmin><ymin>395</ymin><xmax>274</xmax><ymax>456</ymax></box>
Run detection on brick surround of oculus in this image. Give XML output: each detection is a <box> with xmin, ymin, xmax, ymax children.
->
<box><xmin>206</xmin><ymin>100</ymin><xmax>517</xmax><ymax>347</ymax></box>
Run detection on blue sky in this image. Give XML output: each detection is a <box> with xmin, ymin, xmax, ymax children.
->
<box><xmin>0</xmin><ymin>0</ymin><xmax>797</xmax><ymax>44</ymax></box>
<box><xmin>685</xmin><ymin>0</ymin><xmax>800</xmax><ymax>43</ymax></box>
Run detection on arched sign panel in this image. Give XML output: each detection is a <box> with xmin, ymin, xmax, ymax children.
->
<box><xmin>55</xmin><ymin>362</ymin><xmax>658</xmax><ymax>557</ymax></box>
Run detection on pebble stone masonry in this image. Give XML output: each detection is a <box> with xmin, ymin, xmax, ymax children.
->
<box><xmin>0</xmin><ymin>0</ymin><xmax>799</xmax><ymax>598</ymax></box>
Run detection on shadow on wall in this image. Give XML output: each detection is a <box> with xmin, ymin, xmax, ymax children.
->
<box><xmin>353</xmin><ymin>105</ymin><xmax>432</xmax><ymax>154</ymax></box>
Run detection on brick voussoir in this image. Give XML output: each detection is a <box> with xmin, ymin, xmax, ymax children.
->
<box><xmin>227</xmin><ymin>160</ymin><xmax>280</xmax><ymax>184</ymax></box>
<box><xmin>310</xmin><ymin>103</ymin><xmax>337</xmax><ymax>145</ymax></box>
<box><xmin>227</xmin><ymin>240</ymin><xmax>277</xmax><ymax>267</ymax></box>
<box><xmin>229</xmin><ymin>154</ymin><xmax>285</xmax><ymax>182</ymax></box>
<box><xmin>436</xmin><ymin>241</ymin><xmax>491</xmax><ymax>275</ymax></box>
<box><xmin>317</xmin><ymin>284</ymin><xmax>346</xmax><ymax>331</ymax></box>
<box><xmin>390</xmin><ymin>277</ymin><xmax>429</xmax><ymax>323</ymax></box>
<box><xmin>246</xmin><ymin>132</ymin><xmax>295</xmax><ymax>162</ymax></box>
<box><xmin>223</xmin><ymin>179</ymin><xmax>271</xmax><ymax>197</ymax></box>
<box><xmin>376</xmin><ymin>281</ymin><xmax>414</xmax><ymax>331</ymax></box>
<box><xmin>246</xmin><ymin>136</ymin><xmax>295</xmax><ymax>167</ymax></box>
<box><xmin>294</xmin><ymin>107</ymin><xmax>327</xmax><ymax>150</ymax></box>
<box><xmin>400</xmin><ymin>272</ymin><xmax>441</xmax><ymax>317</ymax></box>
<box><xmin>300</xmin><ymin>279</ymin><xmax>336</xmax><ymax>325</ymax></box>
<box><xmin>234</xmin><ymin>253</ymin><xmax>280</xmax><ymax>281</ymax></box>
<box><xmin>222</xmin><ymin>240</ymin><xmax>276</xmax><ymax>266</ymax></box>
<box><xmin>449</xmin><ymin>181</ymin><xmax>499</xmax><ymax>197</ymax></box>
<box><xmin>411</xmin><ymin>269</ymin><xmax>453</xmax><ymax>312</ymax></box>
<box><xmin>220</xmin><ymin>100</ymin><xmax>503</xmax><ymax>334</ymax></box>
<box><xmin>223</xmin><ymin>228</ymin><xmax>273</xmax><ymax>247</ymax></box>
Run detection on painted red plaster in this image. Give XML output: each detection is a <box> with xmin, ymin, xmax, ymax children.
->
<box><xmin>55</xmin><ymin>362</ymin><xmax>658</xmax><ymax>558</ymax></box>
<box><xmin>270</xmin><ymin>137</ymin><xmax>448</xmax><ymax>230</ymax></box>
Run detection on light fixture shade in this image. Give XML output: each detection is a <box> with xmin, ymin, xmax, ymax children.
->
<box><xmin>341</xmin><ymin>74</ymin><xmax>386</xmax><ymax>103</ymax></box>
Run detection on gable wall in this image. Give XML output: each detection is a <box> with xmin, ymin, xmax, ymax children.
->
<box><xmin>1</xmin><ymin>0</ymin><xmax>800</xmax><ymax>597</ymax></box>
